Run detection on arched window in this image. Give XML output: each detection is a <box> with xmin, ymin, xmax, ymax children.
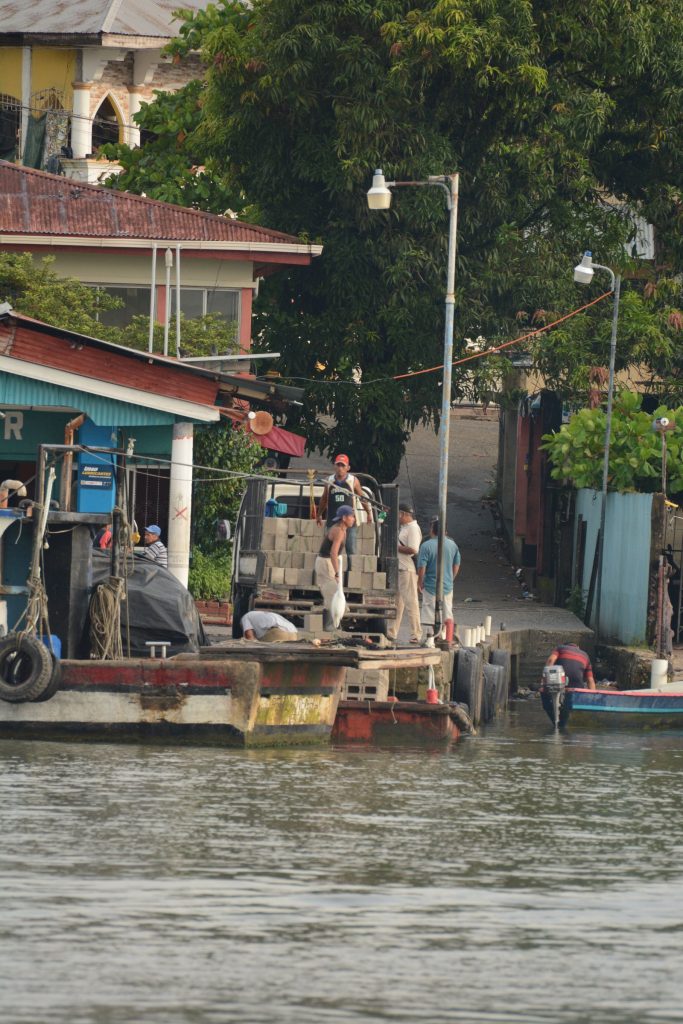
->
<box><xmin>91</xmin><ymin>95</ymin><xmax>122</xmax><ymax>150</ymax></box>
<box><xmin>0</xmin><ymin>94</ymin><xmax>21</xmax><ymax>161</ymax></box>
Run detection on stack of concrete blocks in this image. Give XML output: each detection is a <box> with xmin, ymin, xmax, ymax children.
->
<box><xmin>347</xmin><ymin>521</ymin><xmax>383</xmax><ymax>592</ymax></box>
<box><xmin>260</xmin><ymin>517</ymin><xmax>381</xmax><ymax>593</ymax></box>
<box><xmin>341</xmin><ymin>667</ymin><xmax>390</xmax><ymax>702</ymax></box>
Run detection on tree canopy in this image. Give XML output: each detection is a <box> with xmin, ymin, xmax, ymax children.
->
<box><xmin>105</xmin><ymin>0</ymin><xmax>683</xmax><ymax>478</ymax></box>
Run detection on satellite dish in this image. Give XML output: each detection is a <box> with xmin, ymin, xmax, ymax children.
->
<box><xmin>249</xmin><ymin>411</ymin><xmax>274</xmax><ymax>436</ymax></box>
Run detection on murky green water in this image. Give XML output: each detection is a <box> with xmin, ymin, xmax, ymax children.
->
<box><xmin>1</xmin><ymin>699</ymin><xmax>682</xmax><ymax>1023</ymax></box>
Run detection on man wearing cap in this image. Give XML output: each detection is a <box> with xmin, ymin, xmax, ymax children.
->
<box><xmin>388</xmin><ymin>503</ymin><xmax>423</xmax><ymax>643</ymax></box>
<box><xmin>417</xmin><ymin>518</ymin><xmax>461</xmax><ymax>641</ymax></box>
<box><xmin>316</xmin><ymin>454</ymin><xmax>370</xmax><ymax>563</ymax></box>
<box><xmin>315</xmin><ymin>504</ymin><xmax>355</xmax><ymax>629</ymax></box>
<box><xmin>142</xmin><ymin>525</ymin><xmax>168</xmax><ymax>568</ymax></box>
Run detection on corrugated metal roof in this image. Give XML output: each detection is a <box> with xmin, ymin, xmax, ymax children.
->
<box><xmin>0</xmin><ymin>162</ymin><xmax>304</xmax><ymax>246</ymax></box>
<box><xmin>0</xmin><ymin>372</ymin><xmax>176</xmax><ymax>426</ymax></box>
<box><xmin>0</xmin><ymin>0</ymin><xmax>211</xmax><ymax>40</ymax></box>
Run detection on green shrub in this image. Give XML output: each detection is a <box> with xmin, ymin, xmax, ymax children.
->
<box><xmin>188</xmin><ymin>548</ymin><xmax>231</xmax><ymax>601</ymax></box>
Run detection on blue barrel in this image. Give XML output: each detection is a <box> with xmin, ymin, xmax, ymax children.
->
<box><xmin>41</xmin><ymin>634</ymin><xmax>62</xmax><ymax>658</ymax></box>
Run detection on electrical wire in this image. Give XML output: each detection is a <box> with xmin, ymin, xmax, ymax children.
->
<box><xmin>256</xmin><ymin>290</ymin><xmax>613</xmax><ymax>389</ymax></box>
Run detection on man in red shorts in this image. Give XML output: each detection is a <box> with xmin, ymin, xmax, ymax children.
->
<box><xmin>545</xmin><ymin>642</ymin><xmax>596</xmax><ymax>689</ymax></box>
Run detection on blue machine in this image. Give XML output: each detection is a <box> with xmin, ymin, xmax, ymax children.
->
<box><xmin>76</xmin><ymin>421</ymin><xmax>117</xmax><ymax>514</ymax></box>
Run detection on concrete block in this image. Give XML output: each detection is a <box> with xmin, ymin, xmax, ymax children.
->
<box><xmin>363</xmin><ymin>555</ymin><xmax>378</xmax><ymax>573</ymax></box>
<box><xmin>342</xmin><ymin>667</ymin><xmax>389</xmax><ymax>702</ymax></box>
<box><xmin>303</xmin><ymin>612</ymin><xmax>324</xmax><ymax>632</ymax></box>
<box><xmin>289</xmin><ymin>552</ymin><xmax>305</xmax><ymax>569</ymax></box>
<box><xmin>304</xmin><ymin>553</ymin><xmax>318</xmax><ymax>570</ymax></box>
<box><xmin>346</xmin><ymin>570</ymin><xmax>362</xmax><ymax>590</ymax></box>
<box><xmin>286</xmin><ymin>518</ymin><xmax>300</xmax><ymax>536</ymax></box>
<box><xmin>262</xmin><ymin>518</ymin><xmax>277</xmax><ymax>536</ymax></box>
<box><xmin>274</xmin><ymin>519</ymin><xmax>289</xmax><ymax>542</ymax></box>
<box><xmin>301</xmin><ymin>520</ymin><xmax>319</xmax><ymax>537</ymax></box>
<box><xmin>358</xmin><ymin>522</ymin><xmax>374</xmax><ymax>539</ymax></box>
<box><xmin>373</xmin><ymin>572</ymin><xmax>386</xmax><ymax>590</ymax></box>
<box><xmin>260</xmin><ymin>533</ymin><xmax>276</xmax><ymax>551</ymax></box>
<box><xmin>269</xmin><ymin>567</ymin><xmax>285</xmax><ymax>585</ymax></box>
<box><xmin>284</xmin><ymin>568</ymin><xmax>300</xmax><ymax>586</ymax></box>
<box><xmin>287</xmin><ymin>535</ymin><xmax>307</xmax><ymax>554</ymax></box>
<box><xmin>361</xmin><ymin>573</ymin><xmax>374</xmax><ymax>591</ymax></box>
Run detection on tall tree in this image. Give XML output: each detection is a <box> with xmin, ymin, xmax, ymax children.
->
<box><xmin>107</xmin><ymin>0</ymin><xmax>683</xmax><ymax>478</ymax></box>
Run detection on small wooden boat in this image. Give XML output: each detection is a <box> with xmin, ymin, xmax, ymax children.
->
<box><xmin>541</xmin><ymin>684</ymin><xmax>683</xmax><ymax>730</ymax></box>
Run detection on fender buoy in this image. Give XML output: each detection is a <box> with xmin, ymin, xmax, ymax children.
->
<box><xmin>0</xmin><ymin>633</ymin><xmax>54</xmax><ymax>702</ymax></box>
<box><xmin>33</xmin><ymin>654</ymin><xmax>62</xmax><ymax>703</ymax></box>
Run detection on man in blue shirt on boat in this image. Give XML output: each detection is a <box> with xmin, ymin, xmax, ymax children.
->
<box><xmin>545</xmin><ymin>642</ymin><xmax>596</xmax><ymax>689</ymax></box>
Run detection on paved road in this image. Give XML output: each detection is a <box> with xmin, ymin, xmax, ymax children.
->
<box><xmin>289</xmin><ymin>407</ymin><xmax>586</xmax><ymax>637</ymax></box>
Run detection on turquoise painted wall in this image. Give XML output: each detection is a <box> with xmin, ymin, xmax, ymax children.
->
<box><xmin>574</xmin><ymin>489</ymin><xmax>652</xmax><ymax>645</ymax></box>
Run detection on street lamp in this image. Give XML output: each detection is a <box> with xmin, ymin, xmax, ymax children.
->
<box><xmin>573</xmin><ymin>250</ymin><xmax>621</xmax><ymax>643</ymax></box>
<box><xmin>367</xmin><ymin>168</ymin><xmax>460</xmax><ymax>638</ymax></box>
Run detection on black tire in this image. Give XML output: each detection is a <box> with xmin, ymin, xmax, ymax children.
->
<box><xmin>33</xmin><ymin>654</ymin><xmax>62</xmax><ymax>703</ymax></box>
<box><xmin>0</xmin><ymin>634</ymin><xmax>54</xmax><ymax>702</ymax></box>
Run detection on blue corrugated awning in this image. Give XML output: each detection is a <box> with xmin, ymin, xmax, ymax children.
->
<box><xmin>0</xmin><ymin>373</ymin><xmax>176</xmax><ymax>426</ymax></box>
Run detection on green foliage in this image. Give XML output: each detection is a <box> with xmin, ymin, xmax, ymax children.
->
<box><xmin>121</xmin><ymin>313</ymin><xmax>237</xmax><ymax>357</ymax></box>
<box><xmin>541</xmin><ymin>391</ymin><xmax>683</xmax><ymax>493</ymax></box>
<box><xmin>0</xmin><ymin>252</ymin><xmax>237</xmax><ymax>357</ymax></box>
<box><xmin>0</xmin><ymin>253</ymin><xmax>119</xmax><ymax>336</ymax></box>
<box><xmin>192</xmin><ymin>422</ymin><xmax>264</xmax><ymax>553</ymax></box>
<box><xmin>565</xmin><ymin>584</ymin><xmax>586</xmax><ymax>620</ymax></box>
<box><xmin>188</xmin><ymin>547</ymin><xmax>231</xmax><ymax>600</ymax></box>
<box><xmin>55</xmin><ymin>2</ymin><xmax>683</xmax><ymax>474</ymax></box>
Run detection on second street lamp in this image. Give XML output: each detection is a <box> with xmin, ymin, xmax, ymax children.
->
<box><xmin>367</xmin><ymin>169</ymin><xmax>459</xmax><ymax>639</ymax></box>
<box><xmin>573</xmin><ymin>250</ymin><xmax>621</xmax><ymax>644</ymax></box>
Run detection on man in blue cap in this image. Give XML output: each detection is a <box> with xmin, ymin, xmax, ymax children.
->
<box><xmin>142</xmin><ymin>525</ymin><xmax>168</xmax><ymax>568</ymax></box>
<box><xmin>315</xmin><ymin>504</ymin><xmax>355</xmax><ymax>629</ymax></box>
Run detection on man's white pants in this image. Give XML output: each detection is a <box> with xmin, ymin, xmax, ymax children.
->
<box><xmin>421</xmin><ymin>590</ymin><xmax>453</xmax><ymax>636</ymax></box>
<box><xmin>390</xmin><ymin>568</ymin><xmax>421</xmax><ymax>641</ymax></box>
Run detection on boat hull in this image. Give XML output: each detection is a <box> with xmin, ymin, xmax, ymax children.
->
<box><xmin>332</xmin><ymin>700</ymin><xmax>460</xmax><ymax>744</ymax></box>
<box><xmin>544</xmin><ymin>687</ymin><xmax>683</xmax><ymax>730</ymax></box>
<box><xmin>0</xmin><ymin>656</ymin><xmax>343</xmax><ymax>747</ymax></box>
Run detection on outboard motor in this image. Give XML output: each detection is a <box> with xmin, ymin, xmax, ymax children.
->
<box><xmin>541</xmin><ymin>665</ymin><xmax>567</xmax><ymax>729</ymax></box>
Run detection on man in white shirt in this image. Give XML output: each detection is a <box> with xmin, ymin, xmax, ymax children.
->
<box><xmin>388</xmin><ymin>503</ymin><xmax>423</xmax><ymax>643</ymax></box>
<box><xmin>241</xmin><ymin>610</ymin><xmax>298</xmax><ymax>643</ymax></box>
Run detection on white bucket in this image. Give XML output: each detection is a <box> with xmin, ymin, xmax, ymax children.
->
<box><xmin>650</xmin><ymin>659</ymin><xmax>669</xmax><ymax>689</ymax></box>
<box><xmin>463</xmin><ymin>627</ymin><xmax>473</xmax><ymax>647</ymax></box>
<box><xmin>484</xmin><ymin>615</ymin><xmax>492</xmax><ymax>637</ymax></box>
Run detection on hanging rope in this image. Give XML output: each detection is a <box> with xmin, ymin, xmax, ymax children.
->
<box><xmin>89</xmin><ymin>576</ymin><xmax>125</xmax><ymax>660</ymax></box>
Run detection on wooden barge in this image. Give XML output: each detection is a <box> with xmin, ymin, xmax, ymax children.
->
<box><xmin>0</xmin><ymin>639</ymin><xmax>457</xmax><ymax>748</ymax></box>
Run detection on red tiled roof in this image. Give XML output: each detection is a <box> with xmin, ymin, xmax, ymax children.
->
<box><xmin>0</xmin><ymin>317</ymin><xmax>220</xmax><ymax>407</ymax></box>
<box><xmin>0</xmin><ymin>162</ymin><xmax>303</xmax><ymax>246</ymax></box>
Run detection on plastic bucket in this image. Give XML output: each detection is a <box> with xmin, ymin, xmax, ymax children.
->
<box><xmin>650</xmin><ymin>658</ymin><xmax>668</xmax><ymax>689</ymax></box>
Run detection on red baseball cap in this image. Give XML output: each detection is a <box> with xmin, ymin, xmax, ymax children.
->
<box><xmin>334</xmin><ymin>454</ymin><xmax>350</xmax><ymax>466</ymax></box>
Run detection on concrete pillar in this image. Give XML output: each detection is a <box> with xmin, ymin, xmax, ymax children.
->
<box><xmin>20</xmin><ymin>46</ymin><xmax>31</xmax><ymax>159</ymax></box>
<box><xmin>71</xmin><ymin>83</ymin><xmax>92</xmax><ymax>158</ymax></box>
<box><xmin>167</xmin><ymin>421</ymin><xmax>194</xmax><ymax>588</ymax></box>
<box><xmin>127</xmin><ymin>86</ymin><xmax>141</xmax><ymax>147</ymax></box>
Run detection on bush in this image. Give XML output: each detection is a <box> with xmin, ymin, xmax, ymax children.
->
<box><xmin>188</xmin><ymin>548</ymin><xmax>231</xmax><ymax>601</ymax></box>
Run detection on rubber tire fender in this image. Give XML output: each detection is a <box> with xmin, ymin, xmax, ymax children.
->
<box><xmin>33</xmin><ymin>653</ymin><xmax>62</xmax><ymax>703</ymax></box>
<box><xmin>0</xmin><ymin>633</ymin><xmax>54</xmax><ymax>702</ymax></box>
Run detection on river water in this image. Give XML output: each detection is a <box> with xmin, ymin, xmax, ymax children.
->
<box><xmin>1</xmin><ymin>698</ymin><xmax>682</xmax><ymax>1024</ymax></box>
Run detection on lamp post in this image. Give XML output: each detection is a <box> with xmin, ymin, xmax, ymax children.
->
<box><xmin>367</xmin><ymin>169</ymin><xmax>459</xmax><ymax>636</ymax></box>
<box><xmin>573</xmin><ymin>251</ymin><xmax>621</xmax><ymax>643</ymax></box>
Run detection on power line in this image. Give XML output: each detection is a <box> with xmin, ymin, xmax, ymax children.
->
<box><xmin>257</xmin><ymin>290</ymin><xmax>613</xmax><ymax>389</ymax></box>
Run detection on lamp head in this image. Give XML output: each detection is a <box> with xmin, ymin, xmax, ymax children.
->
<box><xmin>367</xmin><ymin>169</ymin><xmax>392</xmax><ymax>210</ymax></box>
<box><xmin>573</xmin><ymin>251</ymin><xmax>594</xmax><ymax>285</ymax></box>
